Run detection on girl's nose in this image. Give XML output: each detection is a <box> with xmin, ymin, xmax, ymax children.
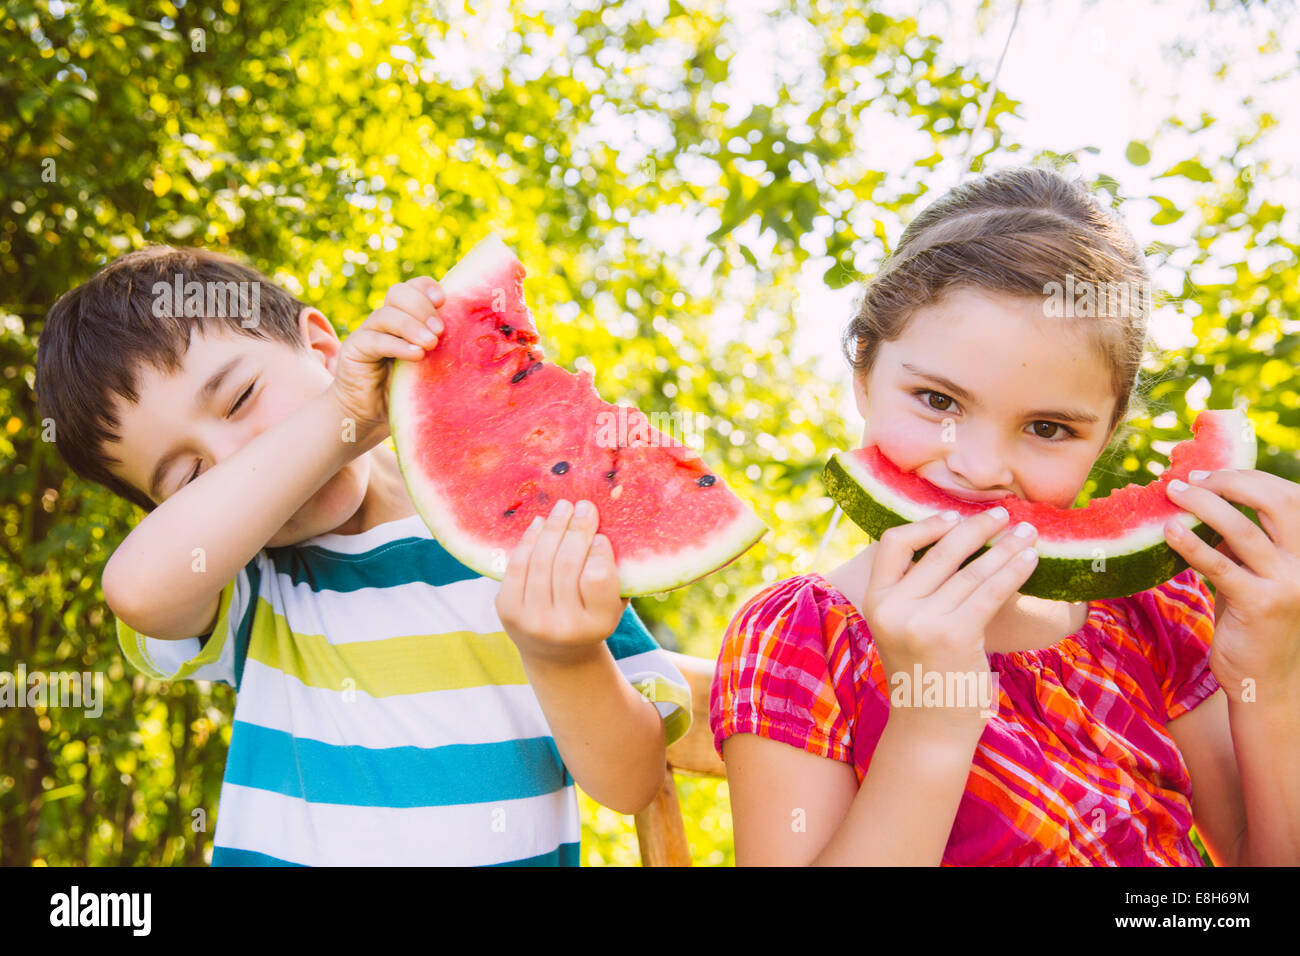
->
<box><xmin>946</xmin><ymin>442</ymin><xmax>1015</xmax><ymax>494</ymax></box>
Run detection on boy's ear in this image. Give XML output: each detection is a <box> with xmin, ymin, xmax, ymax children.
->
<box><xmin>297</xmin><ymin>307</ymin><xmax>342</xmax><ymax>367</ymax></box>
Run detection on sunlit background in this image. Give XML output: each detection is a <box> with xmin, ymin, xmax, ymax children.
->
<box><xmin>2</xmin><ymin>0</ymin><xmax>1296</xmax><ymax>867</ymax></box>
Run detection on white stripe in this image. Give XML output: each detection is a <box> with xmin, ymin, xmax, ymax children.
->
<box><xmin>213</xmin><ymin>781</ymin><xmax>580</xmax><ymax>866</ymax></box>
<box><xmin>234</xmin><ymin>657</ymin><xmax>556</xmax><ymax>749</ymax></box>
<box><xmin>267</xmin><ymin>573</ymin><xmax>509</xmax><ymax>644</ymax></box>
<box><xmin>299</xmin><ymin>514</ymin><xmax>429</xmax><ymax>554</ymax></box>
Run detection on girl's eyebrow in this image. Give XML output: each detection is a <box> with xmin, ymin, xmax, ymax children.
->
<box><xmin>900</xmin><ymin>362</ymin><xmax>1100</xmax><ymax>425</ymax></box>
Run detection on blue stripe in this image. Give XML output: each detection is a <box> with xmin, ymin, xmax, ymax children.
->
<box><xmin>488</xmin><ymin>842</ymin><xmax>580</xmax><ymax>866</ymax></box>
<box><xmin>607</xmin><ymin>604</ymin><xmax>657</xmax><ymax>660</ymax></box>
<box><xmin>233</xmin><ymin>554</ymin><xmax>262</xmax><ymax>692</ymax></box>
<box><xmin>212</xmin><ymin>843</ymin><xmax>578</xmax><ymax>866</ymax></box>
<box><xmin>212</xmin><ymin>846</ymin><xmax>306</xmax><ymax>867</ymax></box>
<box><xmin>266</xmin><ymin>535</ymin><xmax>479</xmax><ymax>592</ymax></box>
<box><xmin>225</xmin><ymin>722</ymin><xmax>567</xmax><ymax>807</ymax></box>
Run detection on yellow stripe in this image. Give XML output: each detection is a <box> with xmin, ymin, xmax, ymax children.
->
<box><xmin>246</xmin><ymin>597</ymin><xmax>528</xmax><ymax>696</ymax></box>
<box><xmin>632</xmin><ymin>676</ymin><xmax>692</xmax><ymax>746</ymax></box>
<box><xmin>114</xmin><ymin>579</ymin><xmax>236</xmax><ymax>680</ymax></box>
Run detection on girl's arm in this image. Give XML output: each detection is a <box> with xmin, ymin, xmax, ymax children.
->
<box><xmin>1163</xmin><ymin>468</ymin><xmax>1300</xmax><ymax>865</ymax></box>
<box><xmin>725</xmin><ymin>714</ymin><xmax>983</xmax><ymax>866</ymax></box>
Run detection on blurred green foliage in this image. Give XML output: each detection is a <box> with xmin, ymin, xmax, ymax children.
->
<box><xmin>2</xmin><ymin>0</ymin><xmax>1295</xmax><ymax>866</ymax></box>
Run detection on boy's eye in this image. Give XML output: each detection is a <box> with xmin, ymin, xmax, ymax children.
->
<box><xmin>228</xmin><ymin>381</ymin><xmax>255</xmax><ymax>417</ymax></box>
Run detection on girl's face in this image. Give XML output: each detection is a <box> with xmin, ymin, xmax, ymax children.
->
<box><xmin>856</xmin><ymin>286</ymin><xmax>1119</xmax><ymax>508</ymax></box>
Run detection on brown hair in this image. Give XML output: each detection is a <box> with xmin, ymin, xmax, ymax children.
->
<box><xmin>35</xmin><ymin>246</ymin><xmax>312</xmax><ymax>513</ymax></box>
<box><xmin>842</xmin><ymin>165</ymin><xmax>1151</xmax><ymax>437</ymax></box>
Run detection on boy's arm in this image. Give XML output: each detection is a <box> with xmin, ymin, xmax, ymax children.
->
<box><xmin>105</xmin><ymin>279</ymin><xmax>446</xmax><ymax>641</ymax></box>
<box><xmin>495</xmin><ymin>501</ymin><xmax>682</xmax><ymax>816</ymax></box>
<box><xmin>104</xmin><ymin>389</ymin><xmax>377</xmax><ymax>641</ymax></box>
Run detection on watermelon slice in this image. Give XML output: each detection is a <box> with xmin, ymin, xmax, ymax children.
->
<box><xmin>388</xmin><ymin>235</ymin><xmax>768</xmax><ymax>596</ymax></box>
<box><xmin>822</xmin><ymin>409</ymin><xmax>1257</xmax><ymax>601</ymax></box>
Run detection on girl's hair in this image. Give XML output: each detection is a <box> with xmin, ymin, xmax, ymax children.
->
<box><xmin>842</xmin><ymin>165</ymin><xmax>1152</xmax><ymax>437</ymax></box>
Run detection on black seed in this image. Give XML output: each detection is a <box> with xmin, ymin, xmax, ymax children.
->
<box><xmin>552</xmin><ymin>461</ymin><xmax>570</xmax><ymax>475</ymax></box>
<box><xmin>529</xmin><ymin>361</ymin><xmax>543</xmax><ymax>375</ymax></box>
<box><xmin>604</xmin><ymin>470</ymin><xmax>616</xmax><ymax>480</ymax></box>
<box><xmin>510</xmin><ymin>368</ymin><xmax>528</xmax><ymax>384</ymax></box>
<box><xmin>499</xmin><ymin>325</ymin><xmax>513</xmax><ymax>335</ymax></box>
<box><xmin>697</xmin><ymin>475</ymin><xmax>716</xmax><ymax>487</ymax></box>
<box><xmin>503</xmin><ymin>508</ymin><xmax>517</xmax><ymax>516</ymax></box>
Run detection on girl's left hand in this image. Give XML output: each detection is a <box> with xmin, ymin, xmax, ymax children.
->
<box><xmin>1164</xmin><ymin>468</ymin><xmax>1300</xmax><ymax>697</ymax></box>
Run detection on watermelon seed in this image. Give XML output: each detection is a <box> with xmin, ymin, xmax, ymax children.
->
<box><xmin>529</xmin><ymin>361</ymin><xmax>543</xmax><ymax>375</ymax></box>
<box><xmin>499</xmin><ymin>325</ymin><xmax>513</xmax><ymax>335</ymax></box>
<box><xmin>604</xmin><ymin>470</ymin><xmax>616</xmax><ymax>480</ymax></box>
<box><xmin>552</xmin><ymin>461</ymin><xmax>570</xmax><ymax>475</ymax></box>
<box><xmin>510</xmin><ymin>368</ymin><xmax>528</xmax><ymax>383</ymax></box>
<box><xmin>611</xmin><ymin>484</ymin><xmax>624</xmax><ymax>500</ymax></box>
<box><xmin>503</xmin><ymin>508</ymin><xmax>517</xmax><ymax>517</ymax></box>
<box><xmin>697</xmin><ymin>475</ymin><xmax>716</xmax><ymax>487</ymax></box>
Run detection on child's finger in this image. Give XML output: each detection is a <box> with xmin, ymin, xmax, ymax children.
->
<box><xmin>497</xmin><ymin>516</ymin><xmax>544</xmax><ymax>610</ymax></box>
<box><xmin>552</xmin><ymin>500</ymin><xmax>598</xmax><ymax>610</ymax></box>
<box><xmin>897</xmin><ymin>506</ymin><xmax>1011</xmax><ymax>598</ymax></box>
<box><xmin>406</xmin><ymin>276</ymin><xmax>446</xmax><ymax>308</ymax></box>
<box><xmin>1167</xmin><ymin>478</ymin><xmax>1278</xmax><ymax>574</ymax></box>
<box><xmin>1185</xmin><ymin>469</ymin><xmax>1300</xmax><ymax>554</ymax></box>
<box><xmin>867</xmin><ymin>511</ymin><xmax>963</xmax><ymax>593</ymax></box>
<box><xmin>930</xmin><ymin>521</ymin><xmax>1037</xmax><ymax>611</ymax></box>
<box><xmin>953</xmin><ymin>542</ymin><xmax>1039</xmax><ymax>624</ymax></box>
<box><xmin>578</xmin><ymin>533</ymin><xmax>623</xmax><ymax>618</ymax></box>
<box><xmin>383</xmin><ymin>282</ymin><xmax>439</xmax><ymax>324</ymax></box>
<box><xmin>523</xmin><ymin>500</ymin><xmax>575</xmax><ymax>608</ymax></box>
<box><xmin>1164</xmin><ymin>517</ymin><xmax>1254</xmax><ymax>598</ymax></box>
<box><xmin>347</xmin><ymin>327</ymin><xmax>429</xmax><ymax>362</ymax></box>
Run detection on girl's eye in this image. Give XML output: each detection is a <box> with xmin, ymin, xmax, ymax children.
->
<box><xmin>1030</xmin><ymin>421</ymin><xmax>1075</xmax><ymax>440</ymax></box>
<box><xmin>919</xmin><ymin>389</ymin><xmax>954</xmax><ymax>412</ymax></box>
<box><xmin>184</xmin><ymin>460</ymin><xmax>201</xmax><ymax>488</ymax></box>
<box><xmin>229</xmin><ymin>382</ymin><xmax>255</xmax><ymax>417</ymax></box>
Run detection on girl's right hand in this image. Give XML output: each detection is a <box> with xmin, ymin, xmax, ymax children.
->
<box><xmin>862</xmin><ymin>506</ymin><xmax>1039</xmax><ymax>735</ymax></box>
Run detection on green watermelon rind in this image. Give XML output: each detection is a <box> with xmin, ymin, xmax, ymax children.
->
<box><xmin>822</xmin><ymin>412</ymin><xmax>1256</xmax><ymax>602</ymax></box>
<box><xmin>388</xmin><ymin>235</ymin><xmax>769</xmax><ymax>597</ymax></box>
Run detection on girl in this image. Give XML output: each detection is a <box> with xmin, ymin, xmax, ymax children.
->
<box><xmin>710</xmin><ymin>165</ymin><xmax>1300</xmax><ymax>866</ymax></box>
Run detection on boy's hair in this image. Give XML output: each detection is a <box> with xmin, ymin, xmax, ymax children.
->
<box><xmin>843</xmin><ymin>165</ymin><xmax>1152</xmax><ymax>436</ymax></box>
<box><xmin>36</xmin><ymin>246</ymin><xmax>311</xmax><ymax>513</ymax></box>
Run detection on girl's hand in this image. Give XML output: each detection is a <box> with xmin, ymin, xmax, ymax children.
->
<box><xmin>862</xmin><ymin>506</ymin><xmax>1039</xmax><ymax>735</ymax></box>
<box><xmin>1164</xmin><ymin>468</ymin><xmax>1300</xmax><ymax>697</ymax></box>
<box><xmin>328</xmin><ymin>277</ymin><xmax>445</xmax><ymax>440</ymax></box>
<box><xmin>495</xmin><ymin>498</ymin><xmax>629</xmax><ymax>665</ymax></box>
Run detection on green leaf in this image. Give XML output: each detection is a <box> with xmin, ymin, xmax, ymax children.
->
<box><xmin>1156</xmin><ymin>158</ymin><xmax>1212</xmax><ymax>182</ymax></box>
<box><xmin>1125</xmin><ymin>141</ymin><xmax>1151</xmax><ymax>166</ymax></box>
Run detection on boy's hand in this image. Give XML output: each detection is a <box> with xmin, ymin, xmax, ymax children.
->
<box><xmin>329</xmin><ymin>276</ymin><xmax>445</xmax><ymax>440</ymax></box>
<box><xmin>495</xmin><ymin>499</ymin><xmax>628</xmax><ymax>665</ymax></box>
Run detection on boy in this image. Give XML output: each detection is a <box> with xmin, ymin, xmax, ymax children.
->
<box><xmin>35</xmin><ymin>246</ymin><xmax>691</xmax><ymax>866</ymax></box>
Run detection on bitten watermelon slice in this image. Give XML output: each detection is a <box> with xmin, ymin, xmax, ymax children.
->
<box><xmin>823</xmin><ymin>409</ymin><xmax>1257</xmax><ymax>601</ymax></box>
<box><xmin>389</xmin><ymin>235</ymin><xmax>767</xmax><ymax>596</ymax></box>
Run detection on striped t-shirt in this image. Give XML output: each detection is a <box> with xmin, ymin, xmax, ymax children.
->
<box><xmin>711</xmin><ymin>567</ymin><xmax>1219</xmax><ymax>865</ymax></box>
<box><xmin>116</xmin><ymin>513</ymin><xmax>691</xmax><ymax>866</ymax></box>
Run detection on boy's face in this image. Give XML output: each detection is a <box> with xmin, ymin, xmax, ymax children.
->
<box><xmin>104</xmin><ymin>308</ymin><xmax>372</xmax><ymax>547</ymax></box>
<box><xmin>856</xmin><ymin>286</ymin><xmax>1119</xmax><ymax>509</ymax></box>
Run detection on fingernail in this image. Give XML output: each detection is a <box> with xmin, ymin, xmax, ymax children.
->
<box><xmin>1169</xmin><ymin>479</ymin><xmax>1188</xmax><ymax>493</ymax></box>
<box><xmin>939</xmin><ymin>510</ymin><xmax>960</xmax><ymax>523</ymax></box>
<box><xmin>427</xmin><ymin>317</ymin><xmax>442</xmax><ymax>334</ymax></box>
<box><xmin>1013</xmin><ymin>521</ymin><xmax>1035</xmax><ymax>539</ymax></box>
<box><xmin>574</xmin><ymin>500</ymin><xmax>592</xmax><ymax>517</ymax></box>
<box><xmin>987</xmin><ymin>506</ymin><xmax>1009</xmax><ymax>522</ymax></box>
<box><xmin>529</xmin><ymin>516</ymin><xmax>543</xmax><ymax>531</ymax></box>
<box><xmin>426</xmin><ymin>286</ymin><xmax>443</xmax><ymax>304</ymax></box>
<box><xmin>551</xmin><ymin>499</ymin><xmax>572</xmax><ymax>517</ymax></box>
<box><xmin>1019</xmin><ymin>547</ymin><xmax>1039</xmax><ymax>564</ymax></box>
<box><xmin>1188</xmin><ymin>470</ymin><xmax>1210</xmax><ymax>482</ymax></box>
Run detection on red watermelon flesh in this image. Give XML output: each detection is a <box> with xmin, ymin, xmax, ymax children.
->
<box><xmin>388</xmin><ymin>235</ymin><xmax>768</xmax><ymax>595</ymax></box>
